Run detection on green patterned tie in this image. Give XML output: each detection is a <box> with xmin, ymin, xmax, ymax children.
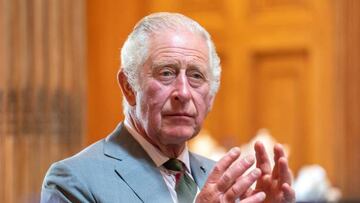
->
<box><xmin>163</xmin><ymin>158</ymin><xmax>197</xmax><ymax>203</ymax></box>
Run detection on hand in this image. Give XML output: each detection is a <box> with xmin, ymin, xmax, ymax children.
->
<box><xmin>253</xmin><ymin>141</ymin><xmax>295</xmax><ymax>203</ymax></box>
<box><xmin>196</xmin><ymin>148</ymin><xmax>266</xmax><ymax>203</ymax></box>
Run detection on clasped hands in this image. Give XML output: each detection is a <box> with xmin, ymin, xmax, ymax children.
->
<box><xmin>196</xmin><ymin>141</ymin><xmax>295</xmax><ymax>203</ymax></box>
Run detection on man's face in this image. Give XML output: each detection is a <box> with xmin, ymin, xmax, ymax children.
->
<box><xmin>134</xmin><ymin>29</ymin><xmax>214</xmax><ymax>147</ymax></box>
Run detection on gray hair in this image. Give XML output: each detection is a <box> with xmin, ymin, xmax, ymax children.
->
<box><xmin>120</xmin><ymin>12</ymin><xmax>221</xmax><ymax>115</ymax></box>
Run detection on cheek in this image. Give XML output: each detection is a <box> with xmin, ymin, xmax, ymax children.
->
<box><xmin>194</xmin><ymin>89</ymin><xmax>213</xmax><ymax>120</ymax></box>
<box><xmin>140</xmin><ymin>81</ymin><xmax>171</xmax><ymax>117</ymax></box>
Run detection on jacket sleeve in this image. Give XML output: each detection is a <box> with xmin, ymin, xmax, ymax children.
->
<box><xmin>41</xmin><ymin>161</ymin><xmax>96</xmax><ymax>203</ymax></box>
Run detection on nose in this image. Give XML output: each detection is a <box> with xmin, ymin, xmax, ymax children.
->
<box><xmin>172</xmin><ymin>72</ymin><xmax>191</xmax><ymax>103</ymax></box>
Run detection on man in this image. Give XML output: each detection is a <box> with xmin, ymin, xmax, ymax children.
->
<box><xmin>41</xmin><ymin>12</ymin><xmax>295</xmax><ymax>203</ymax></box>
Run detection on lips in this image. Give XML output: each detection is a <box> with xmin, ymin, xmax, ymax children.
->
<box><xmin>162</xmin><ymin>114</ymin><xmax>195</xmax><ymax>125</ymax></box>
<box><xmin>162</xmin><ymin>112</ymin><xmax>195</xmax><ymax>117</ymax></box>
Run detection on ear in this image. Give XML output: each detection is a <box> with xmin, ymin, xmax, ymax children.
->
<box><xmin>117</xmin><ymin>70</ymin><xmax>136</xmax><ymax>106</ymax></box>
<box><xmin>207</xmin><ymin>95</ymin><xmax>216</xmax><ymax>112</ymax></box>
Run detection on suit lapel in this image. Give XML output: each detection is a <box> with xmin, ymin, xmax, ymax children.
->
<box><xmin>103</xmin><ymin>123</ymin><xmax>172</xmax><ymax>203</ymax></box>
<box><xmin>189</xmin><ymin>153</ymin><xmax>213</xmax><ymax>189</ymax></box>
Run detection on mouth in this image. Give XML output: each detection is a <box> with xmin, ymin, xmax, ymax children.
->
<box><xmin>162</xmin><ymin>112</ymin><xmax>196</xmax><ymax>123</ymax></box>
<box><xmin>162</xmin><ymin>112</ymin><xmax>195</xmax><ymax>118</ymax></box>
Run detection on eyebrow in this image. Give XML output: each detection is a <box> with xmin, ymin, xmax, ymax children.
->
<box><xmin>151</xmin><ymin>60</ymin><xmax>181</xmax><ymax>69</ymax></box>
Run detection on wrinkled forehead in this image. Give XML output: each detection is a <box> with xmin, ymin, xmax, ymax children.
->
<box><xmin>147</xmin><ymin>29</ymin><xmax>210</xmax><ymax>62</ymax></box>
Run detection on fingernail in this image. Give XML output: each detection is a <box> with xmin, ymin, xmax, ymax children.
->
<box><xmin>258</xmin><ymin>192</ymin><xmax>266</xmax><ymax>201</ymax></box>
<box><xmin>275</xmin><ymin>143</ymin><xmax>283</xmax><ymax>149</ymax></box>
<box><xmin>230</xmin><ymin>147</ymin><xmax>240</xmax><ymax>155</ymax></box>
<box><xmin>279</xmin><ymin>157</ymin><xmax>287</xmax><ymax>163</ymax></box>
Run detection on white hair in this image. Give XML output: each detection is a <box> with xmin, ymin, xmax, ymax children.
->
<box><xmin>120</xmin><ymin>12</ymin><xmax>221</xmax><ymax>115</ymax></box>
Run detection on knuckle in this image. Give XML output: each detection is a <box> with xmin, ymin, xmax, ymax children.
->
<box><xmin>236</xmin><ymin>161</ymin><xmax>246</xmax><ymax>172</ymax></box>
<box><xmin>217</xmin><ymin>174</ymin><xmax>233</xmax><ymax>191</ymax></box>
<box><xmin>221</xmin><ymin>173</ymin><xmax>232</xmax><ymax>183</ymax></box>
<box><xmin>241</xmin><ymin>176</ymin><xmax>256</xmax><ymax>188</ymax></box>
<box><xmin>212</xmin><ymin>164</ymin><xmax>223</xmax><ymax>174</ymax></box>
<box><xmin>198</xmin><ymin>187</ymin><xmax>219</xmax><ymax>203</ymax></box>
<box><xmin>240</xmin><ymin>157</ymin><xmax>253</xmax><ymax>168</ymax></box>
<box><xmin>213</xmin><ymin>165</ymin><xmax>222</xmax><ymax>174</ymax></box>
<box><xmin>245</xmin><ymin>174</ymin><xmax>256</xmax><ymax>183</ymax></box>
<box><xmin>199</xmin><ymin>195</ymin><xmax>212</xmax><ymax>202</ymax></box>
<box><xmin>234</xmin><ymin>158</ymin><xmax>254</xmax><ymax>174</ymax></box>
<box><xmin>222</xmin><ymin>182</ymin><xmax>246</xmax><ymax>203</ymax></box>
<box><xmin>231</xmin><ymin>184</ymin><xmax>241</xmax><ymax>195</ymax></box>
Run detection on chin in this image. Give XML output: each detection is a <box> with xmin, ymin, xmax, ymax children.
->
<box><xmin>160</xmin><ymin>127</ymin><xmax>197</xmax><ymax>145</ymax></box>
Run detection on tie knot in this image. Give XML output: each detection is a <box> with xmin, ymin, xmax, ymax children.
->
<box><xmin>163</xmin><ymin>158</ymin><xmax>184</xmax><ymax>172</ymax></box>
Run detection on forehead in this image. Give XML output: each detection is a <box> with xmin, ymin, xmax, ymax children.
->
<box><xmin>147</xmin><ymin>29</ymin><xmax>209</xmax><ymax>63</ymax></box>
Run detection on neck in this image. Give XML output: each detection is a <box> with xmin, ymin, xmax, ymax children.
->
<box><xmin>127</xmin><ymin>114</ymin><xmax>186</xmax><ymax>158</ymax></box>
<box><xmin>158</xmin><ymin>144</ymin><xmax>185</xmax><ymax>158</ymax></box>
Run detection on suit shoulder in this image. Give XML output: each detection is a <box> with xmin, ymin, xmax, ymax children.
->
<box><xmin>60</xmin><ymin>139</ymin><xmax>105</xmax><ymax>167</ymax></box>
<box><xmin>190</xmin><ymin>152</ymin><xmax>216</xmax><ymax>168</ymax></box>
<box><xmin>43</xmin><ymin>138</ymin><xmax>106</xmax><ymax>184</ymax></box>
<box><xmin>41</xmin><ymin>139</ymin><xmax>109</xmax><ymax>202</ymax></box>
<box><xmin>43</xmin><ymin>139</ymin><xmax>107</xmax><ymax>187</ymax></box>
<box><xmin>41</xmin><ymin>156</ymin><xmax>95</xmax><ymax>202</ymax></box>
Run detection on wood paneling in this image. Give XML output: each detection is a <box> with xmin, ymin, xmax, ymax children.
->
<box><xmin>2</xmin><ymin>0</ymin><xmax>357</xmax><ymax>202</ymax></box>
<box><xmin>86</xmin><ymin>0</ymin><xmax>145</xmax><ymax>144</ymax></box>
<box><xmin>142</xmin><ymin>0</ymin><xmax>358</xmax><ymax>199</ymax></box>
<box><xmin>85</xmin><ymin>0</ymin><xmax>360</xmax><ymax>200</ymax></box>
<box><xmin>0</xmin><ymin>0</ymin><xmax>86</xmax><ymax>202</ymax></box>
<box><xmin>251</xmin><ymin>51</ymin><xmax>309</xmax><ymax>172</ymax></box>
<box><xmin>335</xmin><ymin>0</ymin><xmax>360</xmax><ymax>199</ymax></box>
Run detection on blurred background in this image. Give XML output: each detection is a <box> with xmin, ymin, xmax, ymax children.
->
<box><xmin>1</xmin><ymin>0</ymin><xmax>359</xmax><ymax>202</ymax></box>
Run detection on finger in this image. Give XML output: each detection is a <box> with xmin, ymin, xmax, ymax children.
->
<box><xmin>223</xmin><ymin>168</ymin><xmax>262</xmax><ymax>202</ymax></box>
<box><xmin>282</xmin><ymin>183</ymin><xmax>296</xmax><ymax>203</ymax></box>
<box><xmin>217</xmin><ymin>155</ymin><xmax>255</xmax><ymax>192</ymax></box>
<box><xmin>254</xmin><ymin>141</ymin><xmax>272</xmax><ymax>175</ymax></box>
<box><xmin>278</xmin><ymin>157</ymin><xmax>292</xmax><ymax>186</ymax></box>
<box><xmin>240</xmin><ymin>188</ymin><xmax>254</xmax><ymax>199</ymax></box>
<box><xmin>272</xmin><ymin>144</ymin><xmax>286</xmax><ymax>179</ymax></box>
<box><xmin>240</xmin><ymin>191</ymin><xmax>266</xmax><ymax>203</ymax></box>
<box><xmin>206</xmin><ymin>147</ymin><xmax>241</xmax><ymax>183</ymax></box>
<box><xmin>255</xmin><ymin>173</ymin><xmax>272</xmax><ymax>191</ymax></box>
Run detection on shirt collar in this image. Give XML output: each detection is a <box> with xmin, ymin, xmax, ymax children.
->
<box><xmin>124</xmin><ymin>117</ymin><xmax>191</xmax><ymax>172</ymax></box>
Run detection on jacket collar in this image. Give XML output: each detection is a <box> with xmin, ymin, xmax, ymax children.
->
<box><xmin>103</xmin><ymin>123</ymin><xmax>212</xmax><ymax>201</ymax></box>
<box><xmin>103</xmin><ymin>123</ymin><xmax>172</xmax><ymax>202</ymax></box>
<box><xmin>189</xmin><ymin>152</ymin><xmax>211</xmax><ymax>189</ymax></box>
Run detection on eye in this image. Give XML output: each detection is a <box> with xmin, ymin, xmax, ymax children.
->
<box><xmin>160</xmin><ymin>69</ymin><xmax>174</xmax><ymax>77</ymax></box>
<box><xmin>156</xmin><ymin>67</ymin><xmax>177</xmax><ymax>83</ymax></box>
<box><xmin>191</xmin><ymin>72</ymin><xmax>203</xmax><ymax>79</ymax></box>
<box><xmin>187</xmin><ymin>69</ymin><xmax>207</xmax><ymax>86</ymax></box>
<box><xmin>188</xmin><ymin>69</ymin><xmax>205</xmax><ymax>79</ymax></box>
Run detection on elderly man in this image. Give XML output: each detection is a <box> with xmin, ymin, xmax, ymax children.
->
<box><xmin>41</xmin><ymin>12</ymin><xmax>295</xmax><ymax>203</ymax></box>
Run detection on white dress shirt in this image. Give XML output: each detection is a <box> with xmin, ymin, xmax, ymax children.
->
<box><xmin>124</xmin><ymin>117</ymin><xmax>199</xmax><ymax>203</ymax></box>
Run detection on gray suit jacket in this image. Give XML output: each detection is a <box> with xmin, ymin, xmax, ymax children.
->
<box><xmin>41</xmin><ymin>123</ymin><xmax>215</xmax><ymax>203</ymax></box>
